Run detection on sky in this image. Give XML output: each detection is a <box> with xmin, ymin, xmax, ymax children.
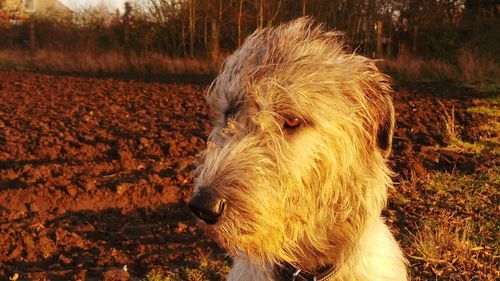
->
<box><xmin>60</xmin><ymin>0</ymin><xmax>130</xmax><ymax>12</ymax></box>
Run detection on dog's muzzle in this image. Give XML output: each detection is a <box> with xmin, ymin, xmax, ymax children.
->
<box><xmin>188</xmin><ymin>188</ymin><xmax>225</xmax><ymax>224</ymax></box>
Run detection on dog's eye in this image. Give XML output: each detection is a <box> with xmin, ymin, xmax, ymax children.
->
<box><xmin>284</xmin><ymin>117</ymin><xmax>302</xmax><ymax>129</ymax></box>
<box><xmin>223</xmin><ymin>108</ymin><xmax>238</xmax><ymax>126</ymax></box>
<box><xmin>224</xmin><ymin>109</ymin><xmax>235</xmax><ymax>122</ymax></box>
<box><xmin>225</xmin><ymin>110</ymin><xmax>234</xmax><ymax>119</ymax></box>
<box><xmin>224</xmin><ymin>103</ymin><xmax>240</xmax><ymax>119</ymax></box>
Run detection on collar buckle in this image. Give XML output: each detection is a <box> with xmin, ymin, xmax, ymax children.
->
<box><xmin>276</xmin><ymin>262</ymin><xmax>335</xmax><ymax>281</ymax></box>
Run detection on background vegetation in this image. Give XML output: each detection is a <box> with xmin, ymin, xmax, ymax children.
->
<box><xmin>0</xmin><ymin>0</ymin><xmax>498</xmax><ymax>87</ymax></box>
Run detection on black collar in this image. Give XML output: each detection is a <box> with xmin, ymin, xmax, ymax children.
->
<box><xmin>274</xmin><ymin>261</ymin><xmax>336</xmax><ymax>281</ymax></box>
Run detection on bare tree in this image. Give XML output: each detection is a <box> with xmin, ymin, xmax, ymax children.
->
<box><xmin>188</xmin><ymin>0</ymin><xmax>196</xmax><ymax>56</ymax></box>
<box><xmin>238</xmin><ymin>0</ymin><xmax>244</xmax><ymax>46</ymax></box>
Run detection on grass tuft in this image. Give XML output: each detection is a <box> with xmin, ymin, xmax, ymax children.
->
<box><xmin>439</xmin><ymin>102</ymin><xmax>458</xmax><ymax>142</ymax></box>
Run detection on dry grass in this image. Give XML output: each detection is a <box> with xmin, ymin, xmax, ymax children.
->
<box><xmin>435</xmin><ymin>100</ymin><xmax>500</xmax><ymax>154</ymax></box>
<box><xmin>410</xmin><ymin>215</ymin><xmax>496</xmax><ymax>280</ymax></box>
<box><xmin>439</xmin><ymin>102</ymin><xmax>458</xmax><ymax>142</ymax></box>
<box><xmin>458</xmin><ymin>48</ymin><xmax>500</xmax><ymax>87</ymax></box>
<box><xmin>392</xmin><ymin>95</ymin><xmax>500</xmax><ymax>280</ymax></box>
<box><xmin>2</xmin><ymin>48</ymin><xmax>498</xmax><ymax>88</ymax></box>
<box><xmin>380</xmin><ymin>53</ymin><xmax>457</xmax><ymax>82</ymax></box>
<box><xmin>381</xmin><ymin>49</ymin><xmax>500</xmax><ymax>91</ymax></box>
<box><xmin>0</xmin><ymin>49</ymin><xmax>220</xmax><ymax>76</ymax></box>
<box><xmin>411</xmin><ymin>217</ymin><xmax>475</xmax><ymax>275</ymax></box>
<box><xmin>465</xmin><ymin>104</ymin><xmax>500</xmax><ymax>155</ymax></box>
<box><xmin>436</xmin><ymin>101</ymin><xmax>485</xmax><ymax>154</ymax></box>
<box><xmin>397</xmin><ymin>168</ymin><xmax>500</xmax><ymax>280</ymax></box>
<box><xmin>143</xmin><ymin>259</ymin><xmax>231</xmax><ymax>281</ymax></box>
<box><xmin>467</xmin><ymin>106</ymin><xmax>500</xmax><ymax>117</ymax></box>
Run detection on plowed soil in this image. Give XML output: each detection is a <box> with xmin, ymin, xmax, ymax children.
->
<box><xmin>0</xmin><ymin>71</ymin><xmax>497</xmax><ymax>280</ymax></box>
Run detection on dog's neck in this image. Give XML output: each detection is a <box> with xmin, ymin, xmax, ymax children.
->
<box><xmin>271</xmin><ymin>215</ymin><xmax>375</xmax><ymax>280</ymax></box>
<box><xmin>273</xmin><ymin>261</ymin><xmax>336</xmax><ymax>281</ymax></box>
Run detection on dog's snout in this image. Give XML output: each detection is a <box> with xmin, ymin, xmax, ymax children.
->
<box><xmin>189</xmin><ymin>188</ymin><xmax>225</xmax><ymax>224</ymax></box>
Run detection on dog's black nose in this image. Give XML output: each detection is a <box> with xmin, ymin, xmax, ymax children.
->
<box><xmin>189</xmin><ymin>188</ymin><xmax>225</xmax><ymax>224</ymax></box>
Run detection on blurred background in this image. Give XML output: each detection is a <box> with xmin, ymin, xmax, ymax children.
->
<box><xmin>0</xmin><ymin>0</ymin><xmax>498</xmax><ymax>87</ymax></box>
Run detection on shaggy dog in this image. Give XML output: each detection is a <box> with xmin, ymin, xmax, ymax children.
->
<box><xmin>189</xmin><ymin>18</ymin><xmax>407</xmax><ymax>281</ymax></box>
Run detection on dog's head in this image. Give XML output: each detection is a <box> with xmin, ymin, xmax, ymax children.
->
<box><xmin>189</xmin><ymin>17</ymin><xmax>395</xmax><ymax>271</ymax></box>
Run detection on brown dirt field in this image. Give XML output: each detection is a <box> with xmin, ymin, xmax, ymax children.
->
<box><xmin>0</xmin><ymin>71</ymin><xmax>497</xmax><ymax>280</ymax></box>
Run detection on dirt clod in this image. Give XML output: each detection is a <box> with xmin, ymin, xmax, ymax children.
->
<box><xmin>102</xmin><ymin>268</ymin><xmax>129</xmax><ymax>281</ymax></box>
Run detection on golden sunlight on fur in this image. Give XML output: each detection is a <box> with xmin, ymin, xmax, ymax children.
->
<box><xmin>189</xmin><ymin>17</ymin><xmax>407</xmax><ymax>281</ymax></box>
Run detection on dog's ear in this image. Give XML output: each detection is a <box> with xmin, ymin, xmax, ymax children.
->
<box><xmin>365</xmin><ymin>77</ymin><xmax>395</xmax><ymax>158</ymax></box>
<box><xmin>376</xmin><ymin>94</ymin><xmax>395</xmax><ymax>158</ymax></box>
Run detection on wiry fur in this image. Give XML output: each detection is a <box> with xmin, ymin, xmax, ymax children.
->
<box><xmin>192</xmin><ymin>18</ymin><xmax>407</xmax><ymax>280</ymax></box>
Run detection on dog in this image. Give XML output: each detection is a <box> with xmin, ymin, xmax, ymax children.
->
<box><xmin>189</xmin><ymin>17</ymin><xmax>407</xmax><ymax>281</ymax></box>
